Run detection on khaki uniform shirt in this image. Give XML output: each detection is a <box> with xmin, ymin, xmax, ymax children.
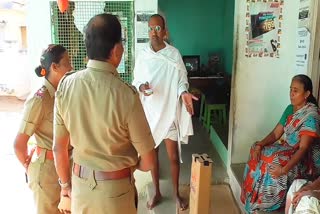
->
<box><xmin>19</xmin><ymin>79</ymin><xmax>56</xmax><ymax>150</ymax></box>
<box><xmin>54</xmin><ymin>60</ymin><xmax>155</xmax><ymax>171</ymax></box>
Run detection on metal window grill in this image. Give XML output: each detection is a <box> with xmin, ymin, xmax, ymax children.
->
<box><xmin>50</xmin><ymin>1</ymin><xmax>134</xmax><ymax>83</ymax></box>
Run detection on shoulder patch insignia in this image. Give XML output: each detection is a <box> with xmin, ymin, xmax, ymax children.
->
<box><xmin>35</xmin><ymin>86</ymin><xmax>47</xmax><ymax>98</ymax></box>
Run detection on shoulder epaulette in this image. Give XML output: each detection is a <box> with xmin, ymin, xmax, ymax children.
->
<box><xmin>34</xmin><ymin>86</ymin><xmax>47</xmax><ymax>99</ymax></box>
<box><xmin>65</xmin><ymin>70</ymin><xmax>77</xmax><ymax>76</ymax></box>
<box><xmin>60</xmin><ymin>70</ymin><xmax>77</xmax><ymax>84</ymax></box>
<box><xmin>114</xmin><ymin>74</ymin><xmax>137</xmax><ymax>94</ymax></box>
<box><xmin>124</xmin><ymin>82</ymin><xmax>138</xmax><ymax>94</ymax></box>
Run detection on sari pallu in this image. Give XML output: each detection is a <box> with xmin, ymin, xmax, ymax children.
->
<box><xmin>241</xmin><ymin>103</ymin><xmax>320</xmax><ymax>213</ymax></box>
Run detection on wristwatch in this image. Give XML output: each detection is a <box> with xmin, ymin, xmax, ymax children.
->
<box><xmin>58</xmin><ymin>178</ymin><xmax>71</xmax><ymax>189</ymax></box>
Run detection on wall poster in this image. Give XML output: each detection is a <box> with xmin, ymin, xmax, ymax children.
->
<box><xmin>298</xmin><ymin>0</ymin><xmax>311</xmax><ymax>28</ymax></box>
<box><xmin>245</xmin><ymin>0</ymin><xmax>284</xmax><ymax>58</ymax></box>
<box><xmin>135</xmin><ymin>12</ymin><xmax>153</xmax><ymax>58</ymax></box>
<box><xmin>295</xmin><ymin>27</ymin><xmax>310</xmax><ymax>74</ymax></box>
<box><xmin>111</xmin><ymin>12</ymin><xmax>128</xmax><ymax>74</ymax></box>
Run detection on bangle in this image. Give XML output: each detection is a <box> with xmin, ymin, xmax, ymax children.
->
<box><xmin>280</xmin><ymin>167</ymin><xmax>284</xmax><ymax>175</ymax></box>
<box><xmin>254</xmin><ymin>144</ymin><xmax>263</xmax><ymax>151</ymax></box>
<box><xmin>139</xmin><ymin>84</ymin><xmax>144</xmax><ymax>92</ymax></box>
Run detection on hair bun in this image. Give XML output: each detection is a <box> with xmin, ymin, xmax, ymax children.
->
<box><xmin>35</xmin><ymin>65</ymin><xmax>44</xmax><ymax>77</ymax></box>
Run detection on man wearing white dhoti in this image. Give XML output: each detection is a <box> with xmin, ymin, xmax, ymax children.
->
<box><xmin>285</xmin><ymin>178</ymin><xmax>320</xmax><ymax>214</ymax></box>
<box><xmin>132</xmin><ymin>14</ymin><xmax>197</xmax><ymax>210</ymax></box>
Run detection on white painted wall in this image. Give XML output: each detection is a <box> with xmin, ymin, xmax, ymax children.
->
<box><xmin>26</xmin><ymin>0</ymin><xmax>52</xmax><ymax>92</ymax></box>
<box><xmin>0</xmin><ymin>9</ymin><xmax>25</xmax><ymax>44</ymax></box>
<box><xmin>230</xmin><ymin>1</ymin><xmax>303</xmax><ymax>164</ymax></box>
<box><xmin>0</xmin><ymin>9</ymin><xmax>28</xmax><ymax>98</ymax></box>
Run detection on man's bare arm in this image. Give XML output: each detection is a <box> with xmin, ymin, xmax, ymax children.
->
<box><xmin>136</xmin><ymin>149</ymin><xmax>156</xmax><ymax>172</ymax></box>
<box><xmin>53</xmin><ymin>135</ymin><xmax>70</xmax><ymax>186</ymax></box>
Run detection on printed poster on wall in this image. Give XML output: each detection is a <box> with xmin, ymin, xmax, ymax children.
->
<box><xmin>111</xmin><ymin>12</ymin><xmax>128</xmax><ymax>74</ymax></box>
<box><xmin>298</xmin><ymin>0</ymin><xmax>311</xmax><ymax>28</ymax></box>
<box><xmin>135</xmin><ymin>12</ymin><xmax>154</xmax><ymax>58</ymax></box>
<box><xmin>245</xmin><ymin>0</ymin><xmax>284</xmax><ymax>58</ymax></box>
<box><xmin>118</xmin><ymin>17</ymin><xmax>128</xmax><ymax>74</ymax></box>
<box><xmin>295</xmin><ymin>27</ymin><xmax>310</xmax><ymax>74</ymax></box>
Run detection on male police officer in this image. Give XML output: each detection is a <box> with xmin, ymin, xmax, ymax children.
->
<box><xmin>53</xmin><ymin>14</ymin><xmax>156</xmax><ymax>213</ymax></box>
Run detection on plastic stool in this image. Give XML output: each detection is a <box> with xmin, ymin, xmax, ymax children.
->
<box><xmin>199</xmin><ymin>93</ymin><xmax>206</xmax><ymax>123</ymax></box>
<box><xmin>205</xmin><ymin>104</ymin><xmax>227</xmax><ymax>131</ymax></box>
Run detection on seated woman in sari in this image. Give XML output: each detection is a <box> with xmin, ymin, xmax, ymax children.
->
<box><xmin>285</xmin><ymin>178</ymin><xmax>320</xmax><ymax>214</ymax></box>
<box><xmin>240</xmin><ymin>74</ymin><xmax>320</xmax><ymax>213</ymax></box>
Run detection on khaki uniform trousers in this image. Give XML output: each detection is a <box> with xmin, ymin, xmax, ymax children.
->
<box><xmin>27</xmin><ymin>149</ymin><xmax>61</xmax><ymax>214</ymax></box>
<box><xmin>71</xmin><ymin>168</ymin><xmax>137</xmax><ymax>214</ymax></box>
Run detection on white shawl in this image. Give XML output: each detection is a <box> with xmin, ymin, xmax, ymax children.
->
<box><xmin>132</xmin><ymin>43</ymin><xmax>193</xmax><ymax>162</ymax></box>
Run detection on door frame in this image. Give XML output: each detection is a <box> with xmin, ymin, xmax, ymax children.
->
<box><xmin>309</xmin><ymin>0</ymin><xmax>320</xmax><ymax>100</ymax></box>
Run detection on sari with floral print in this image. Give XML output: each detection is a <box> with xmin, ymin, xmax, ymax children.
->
<box><xmin>240</xmin><ymin>103</ymin><xmax>320</xmax><ymax>213</ymax></box>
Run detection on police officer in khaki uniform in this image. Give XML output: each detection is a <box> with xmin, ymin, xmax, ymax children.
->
<box><xmin>14</xmin><ymin>44</ymin><xmax>73</xmax><ymax>214</ymax></box>
<box><xmin>53</xmin><ymin>13</ymin><xmax>156</xmax><ymax>214</ymax></box>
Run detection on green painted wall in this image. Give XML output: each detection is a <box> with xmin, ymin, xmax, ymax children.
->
<box><xmin>223</xmin><ymin>0</ymin><xmax>235</xmax><ymax>74</ymax></box>
<box><xmin>158</xmin><ymin>0</ymin><xmax>234</xmax><ymax>74</ymax></box>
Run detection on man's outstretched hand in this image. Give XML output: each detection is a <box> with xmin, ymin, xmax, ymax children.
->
<box><xmin>181</xmin><ymin>92</ymin><xmax>199</xmax><ymax>115</ymax></box>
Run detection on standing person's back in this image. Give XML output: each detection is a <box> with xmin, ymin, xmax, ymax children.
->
<box><xmin>56</xmin><ymin>62</ymin><xmax>148</xmax><ymax>170</ymax></box>
<box><xmin>53</xmin><ymin>14</ymin><xmax>156</xmax><ymax>214</ymax></box>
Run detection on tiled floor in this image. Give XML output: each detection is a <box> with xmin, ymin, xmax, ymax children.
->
<box><xmin>137</xmin><ymin>117</ymin><xmax>237</xmax><ymax>214</ymax></box>
<box><xmin>231</xmin><ymin>163</ymin><xmax>246</xmax><ymax>185</ymax></box>
<box><xmin>0</xmin><ymin>97</ymin><xmax>35</xmax><ymax>213</ymax></box>
<box><xmin>157</xmin><ymin>118</ymin><xmax>229</xmax><ymax>185</ymax></box>
<box><xmin>0</xmin><ymin>96</ymin><xmax>238</xmax><ymax>214</ymax></box>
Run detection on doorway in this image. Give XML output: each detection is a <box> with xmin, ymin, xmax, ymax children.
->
<box><xmin>158</xmin><ymin>0</ymin><xmax>235</xmax><ymax>163</ymax></box>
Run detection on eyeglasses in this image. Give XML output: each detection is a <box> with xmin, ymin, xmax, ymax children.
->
<box><xmin>148</xmin><ymin>25</ymin><xmax>162</xmax><ymax>33</ymax></box>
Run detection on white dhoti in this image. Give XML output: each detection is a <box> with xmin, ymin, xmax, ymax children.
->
<box><xmin>295</xmin><ymin>196</ymin><xmax>320</xmax><ymax>214</ymax></box>
<box><xmin>287</xmin><ymin>179</ymin><xmax>320</xmax><ymax>214</ymax></box>
<box><xmin>165</xmin><ymin>123</ymin><xmax>178</xmax><ymax>142</ymax></box>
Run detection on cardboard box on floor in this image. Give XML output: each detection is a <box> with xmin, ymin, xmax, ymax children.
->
<box><xmin>189</xmin><ymin>153</ymin><xmax>213</xmax><ymax>214</ymax></box>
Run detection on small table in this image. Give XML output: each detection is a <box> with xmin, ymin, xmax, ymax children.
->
<box><xmin>188</xmin><ymin>76</ymin><xmax>224</xmax><ymax>93</ymax></box>
<box><xmin>188</xmin><ymin>76</ymin><xmax>225</xmax><ymax>117</ymax></box>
